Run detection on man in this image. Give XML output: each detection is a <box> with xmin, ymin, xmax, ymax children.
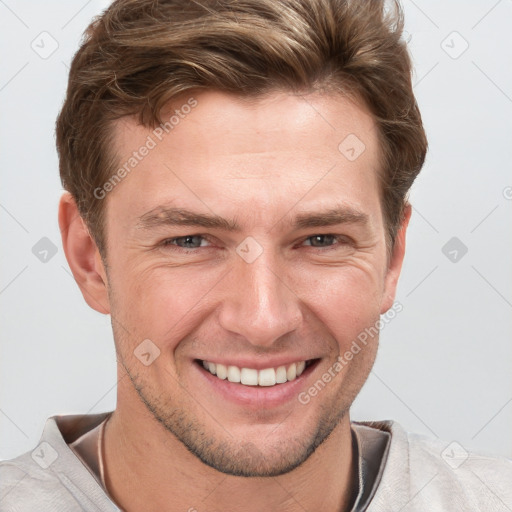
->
<box><xmin>1</xmin><ymin>0</ymin><xmax>510</xmax><ymax>510</ymax></box>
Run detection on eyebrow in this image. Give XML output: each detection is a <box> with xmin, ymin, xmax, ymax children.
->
<box><xmin>292</xmin><ymin>207</ymin><xmax>369</xmax><ymax>229</ymax></box>
<box><xmin>136</xmin><ymin>205</ymin><xmax>369</xmax><ymax>232</ymax></box>
<box><xmin>137</xmin><ymin>207</ymin><xmax>241</xmax><ymax>231</ymax></box>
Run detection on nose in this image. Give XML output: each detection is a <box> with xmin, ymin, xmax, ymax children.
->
<box><xmin>217</xmin><ymin>254</ymin><xmax>303</xmax><ymax>347</ymax></box>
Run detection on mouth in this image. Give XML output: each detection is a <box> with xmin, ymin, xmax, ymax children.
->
<box><xmin>193</xmin><ymin>357</ymin><xmax>322</xmax><ymax>409</ymax></box>
<box><xmin>195</xmin><ymin>358</ymin><xmax>319</xmax><ymax>387</ymax></box>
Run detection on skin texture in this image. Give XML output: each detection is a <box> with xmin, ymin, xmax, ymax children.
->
<box><xmin>59</xmin><ymin>90</ymin><xmax>410</xmax><ymax>512</ymax></box>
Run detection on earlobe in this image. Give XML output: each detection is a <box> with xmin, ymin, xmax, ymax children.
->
<box><xmin>58</xmin><ymin>192</ymin><xmax>110</xmax><ymax>315</ymax></box>
<box><xmin>380</xmin><ymin>204</ymin><xmax>411</xmax><ymax>314</ymax></box>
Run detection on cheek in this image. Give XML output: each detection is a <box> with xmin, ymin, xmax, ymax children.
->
<box><xmin>110</xmin><ymin>263</ymin><xmax>226</xmax><ymax>348</ymax></box>
<box><xmin>108</xmin><ymin>243</ymin><xmax>387</xmax><ymax>355</ymax></box>
<box><xmin>291</xmin><ymin>262</ymin><xmax>385</xmax><ymax>348</ymax></box>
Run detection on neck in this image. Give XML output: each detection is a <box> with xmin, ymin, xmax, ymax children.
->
<box><xmin>103</xmin><ymin>397</ymin><xmax>355</xmax><ymax>512</ymax></box>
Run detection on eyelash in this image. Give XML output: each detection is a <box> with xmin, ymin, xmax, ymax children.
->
<box><xmin>160</xmin><ymin>234</ymin><xmax>352</xmax><ymax>251</ymax></box>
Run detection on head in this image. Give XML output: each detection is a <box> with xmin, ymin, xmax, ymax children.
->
<box><xmin>58</xmin><ymin>0</ymin><xmax>427</xmax><ymax>477</ymax></box>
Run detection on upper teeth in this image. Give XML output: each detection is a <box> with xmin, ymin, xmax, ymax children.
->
<box><xmin>202</xmin><ymin>360</ymin><xmax>307</xmax><ymax>387</ymax></box>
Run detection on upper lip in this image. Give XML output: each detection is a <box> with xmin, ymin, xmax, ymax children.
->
<box><xmin>196</xmin><ymin>356</ymin><xmax>318</xmax><ymax>370</ymax></box>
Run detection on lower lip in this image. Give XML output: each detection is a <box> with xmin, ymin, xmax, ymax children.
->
<box><xmin>194</xmin><ymin>359</ymin><xmax>320</xmax><ymax>409</ymax></box>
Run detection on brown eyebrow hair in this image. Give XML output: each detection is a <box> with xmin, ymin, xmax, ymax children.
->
<box><xmin>137</xmin><ymin>207</ymin><xmax>241</xmax><ymax>231</ymax></box>
<box><xmin>136</xmin><ymin>205</ymin><xmax>369</xmax><ymax>232</ymax></box>
<box><xmin>292</xmin><ymin>207</ymin><xmax>369</xmax><ymax>229</ymax></box>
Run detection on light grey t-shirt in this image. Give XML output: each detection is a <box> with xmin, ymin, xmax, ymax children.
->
<box><xmin>66</xmin><ymin>412</ymin><xmax>389</xmax><ymax>511</ymax></box>
<box><xmin>1</xmin><ymin>412</ymin><xmax>511</xmax><ymax>511</ymax></box>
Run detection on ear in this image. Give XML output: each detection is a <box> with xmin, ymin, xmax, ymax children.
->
<box><xmin>380</xmin><ymin>204</ymin><xmax>411</xmax><ymax>314</ymax></box>
<box><xmin>58</xmin><ymin>192</ymin><xmax>110</xmax><ymax>314</ymax></box>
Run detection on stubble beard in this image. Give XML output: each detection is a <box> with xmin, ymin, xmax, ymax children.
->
<box><xmin>121</xmin><ymin>356</ymin><xmax>350</xmax><ymax>478</ymax></box>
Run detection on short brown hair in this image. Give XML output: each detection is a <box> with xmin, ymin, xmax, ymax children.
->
<box><xmin>56</xmin><ymin>0</ymin><xmax>427</xmax><ymax>256</ymax></box>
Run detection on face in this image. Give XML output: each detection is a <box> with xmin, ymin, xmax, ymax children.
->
<box><xmin>88</xmin><ymin>90</ymin><xmax>405</xmax><ymax>477</ymax></box>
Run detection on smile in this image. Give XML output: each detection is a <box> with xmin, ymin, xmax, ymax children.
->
<box><xmin>199</xmin><ymin>359</ymin><xmax>315</xmax><ymax>387</ymax></box>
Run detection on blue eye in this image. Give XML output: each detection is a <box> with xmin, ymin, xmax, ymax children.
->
<box><xmin>164</xmin><ymin>235</ymin><xmax>207</xmax><ymax>249</ymax></box>
<box><xmin>304</xmin><ymin>235</ymin><xmax>338</xmax><ymax>247</ymax></box>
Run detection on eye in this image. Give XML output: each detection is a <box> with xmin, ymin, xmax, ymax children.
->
<box><xmin>303</xmin><ymin>235</ymin><xmax>339</xmax><ymax>248</ymax></box>
<box><xmin>163</xmin><ymin>235</ymin><xmax>209</xmax><ymax>249</ymax></box>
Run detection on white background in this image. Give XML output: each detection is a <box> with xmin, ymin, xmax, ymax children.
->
<box><xmin>1</xmin><ymin>0</ymin><xmax>511</xmax><ymax>461</ymax></box>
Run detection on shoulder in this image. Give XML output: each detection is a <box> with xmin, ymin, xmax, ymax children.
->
<box><xmin>0</xmin><ymin>413</ymin><xmax>117</xmax><ymax>512</ymax></box>
<box><xmin>354</xmin><ymin>420</ymin><xmax>512</xmax><ymax>512</ymax></box>
<box><xmin>0</xmin><ymin>451</ymin><xmax>77</xmax><ymax>511</ymax></box>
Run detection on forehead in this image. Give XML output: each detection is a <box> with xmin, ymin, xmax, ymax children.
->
<box><xmin>108</xmin><ymin>90</ymin><xmax>382</xmax><ymax>228</ymax></box>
